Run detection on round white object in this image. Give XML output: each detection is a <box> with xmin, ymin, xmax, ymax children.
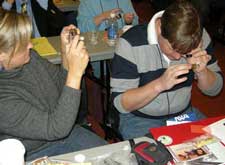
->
<box><xmin>74</xmin><ymin>154</ymin><xmax>86</xmax><ymax>163</ymax></box>
<box><xmin>0</xmin><ymin>139</ymin><xmax>25</xmax><ymax>165</ymax></box>
<box><xmin>79</xmin><ymin>36</ymin><xmax>85</xmax><ymax>41</ymax></box>
<box><xmin>157</xmin><ymin>135</ymin><xmax>173</xmax><ymax>145</ymax></box>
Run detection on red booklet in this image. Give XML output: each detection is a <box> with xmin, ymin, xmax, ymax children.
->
<box><xmin>149</xmin><ymin>116</ymin><xmax>225</xmax><ymax>146</ymax></box>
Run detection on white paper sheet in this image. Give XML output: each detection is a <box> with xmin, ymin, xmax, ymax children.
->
<box><xmin>203</xmin><ymin>118</ymin><xmax>225</xmax><ymax>144</ymax></box>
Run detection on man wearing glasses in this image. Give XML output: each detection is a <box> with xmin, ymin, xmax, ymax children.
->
<box><xmin>111</xmin><ymin>1</ymin><xmax>223</xmax><ymax>140</ymax></box>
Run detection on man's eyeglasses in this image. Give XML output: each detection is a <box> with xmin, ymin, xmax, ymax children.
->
<box><xmin>182</xmin><ymin>54</ymin><xmax>199</xmax><ymax>70</ymax></box>
<box><xmin>182</xmin><ymin>54</ymin><xmax>192</xmax><ymax>58</ymax></box>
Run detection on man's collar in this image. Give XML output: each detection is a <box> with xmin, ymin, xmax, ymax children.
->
<box><xmin>147</xmin><ymin>11</ymin><xmax>164</xmax><ymax>45</ymax></box>
<box><xmin>147</xmin><ymin>11</ymin><xmax>170</xmax><ymax>64</ymax></box>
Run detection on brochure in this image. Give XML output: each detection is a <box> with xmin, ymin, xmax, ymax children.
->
<box><xmin>167</xmin><ymin>134</ymin><xmax>224</xmax><ymax>164</ymax></box>
<box><xmin>31</xmin><ymin>37</ymin><xmax>57</xmax><ymax>57</ymax></box>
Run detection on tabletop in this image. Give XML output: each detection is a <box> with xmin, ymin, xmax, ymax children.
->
<box><xmin>46</xmin><ymin>31</ymin><xmax>115</xmax><ymax>64</ymax></box>
<box><xmin>48</xmin><ymin>136</ymin><xmax>152</xmax><ymax>164</ymax></box>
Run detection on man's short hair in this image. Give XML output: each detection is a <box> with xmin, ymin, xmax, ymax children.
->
<box><xmin>161</xmin><ymin>1</ymin><xmax>203</xmax><ymax>54</ymax></box>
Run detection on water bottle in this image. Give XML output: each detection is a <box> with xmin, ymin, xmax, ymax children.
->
<box><xmin>107</xmin><ymin>13</ymin><xmax>118</xmax><ymax>46</ymax></box>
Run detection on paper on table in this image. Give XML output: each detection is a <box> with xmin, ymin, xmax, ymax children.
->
<box><xmin>31</xmin><ymin>37</ymin><xmax>57</xmax><ymax>57</ymax></box>
<box><xmin>206</xmin><ymin>142</ymin><xmax>225</xmax><ymax>163</ymax></box>
<box><xmin>203</xmin><ymin>118</ymin><xmax>225</xmax><ymax>144</ymax></box>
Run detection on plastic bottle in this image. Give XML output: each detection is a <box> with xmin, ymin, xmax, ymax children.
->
<box><xmin>107</xmin><ymin>13</ymin><xmax>118</xmax><ymax>46</ymax></box>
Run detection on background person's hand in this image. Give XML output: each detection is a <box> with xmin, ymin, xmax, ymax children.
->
<box><xmin>102</xmin><ymin>8</ymin><xmax>121</xmax><ymax>20</ymax></box>
<box><xmin>123</xmin><ymin>13</ymin><xmax>135</xmax><ymax>25</ymax></box>
<box><xmin>158</xmin><ymin>64</ymin><xmax>192</xmax><ymax>91</ymax></box>
<box><xmin>94</xmin><ymin>8</ymin><xmax>121</xmax><ymax>27</ymax></box>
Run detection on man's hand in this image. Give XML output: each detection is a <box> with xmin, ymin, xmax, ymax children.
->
<box><xmin>100</xmin><ymin>8</ymin><xmax>121</xmax><ymax>21</ymax></box>
<box><xmin>158</xmin><ymin>64</ymin><xmax>192</xmax><ymax>91</ymax></box>
<box><xmin>186</xmin><ymin>48</ymin><xmax>211</xmax><ymax>74</ymax></box>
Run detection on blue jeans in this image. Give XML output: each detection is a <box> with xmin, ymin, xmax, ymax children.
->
<box><xmin>119</xmin><ymin>106</ymin><xmax>206</xmax><ymax>140</ymax></box>
<box><xmin>26</xmin><ymin>125</ymin><xmax>107</xmax><ymax>161</ymax></box>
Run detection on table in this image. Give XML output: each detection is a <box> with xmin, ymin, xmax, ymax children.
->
<box><xmin>54</xmin><ymin>0</ymin><xmax>80</xmax><ymax>12</ymax></box>
<box><xmin>46</xmin><ymin>31</ymin><xmax>115</xmax><ymax>64</ymax></box>
<box><xmin>27</xmin><ymin>136</ymin><xmax>152</xmax><ymax>164</ymax></box>
<box><xmin>48</xmin><ymin>136</ymin><xmax>151</xmax><ymax>164</ymax></box>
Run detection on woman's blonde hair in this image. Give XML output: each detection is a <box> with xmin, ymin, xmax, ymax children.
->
<box><xmin>0</xmin><ymin>9</ymin><xmax>32</xmax><ymax>59</ymax></box>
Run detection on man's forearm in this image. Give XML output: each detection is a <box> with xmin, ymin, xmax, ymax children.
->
<box><xmin>196</xmin><ymin>68</ymin><xmax>217</xmax><ymax>90</ymax></box>
<box><xmin>121</xmin><ymin>78</ymin><xmax>163</xmax><ymax>112</ymax></box>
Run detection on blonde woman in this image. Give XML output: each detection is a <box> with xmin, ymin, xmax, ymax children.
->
<box><xmin>0</xmin><ymin>9</ymin><xmax>106</xmax><ymax>161</ymax></box>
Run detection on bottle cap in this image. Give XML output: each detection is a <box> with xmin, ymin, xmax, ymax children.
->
<box><xmin>110</xmin><ymin>12</ymin><xmax>116</xmax><ymax>18</ymax></box>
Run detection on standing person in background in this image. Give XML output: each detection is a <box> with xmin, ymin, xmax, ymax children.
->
<box><xmin>1</xmin><ymin>0</ymin><xmax>66</xmax><ymax>37</ymax></box>
<box><xmin>111</xmin><ymin>1</ymin><xmax>223</xmax><ymax>140</ymax></box>
<box><xmin>77</xmin><ymin>0</ymin><xmax>138</xmax><ymax>32</ymax></box>
<box><xmin>0</xmin><ymin>9</ymin><xmax>107</xmax><ymax>161</ymax></box>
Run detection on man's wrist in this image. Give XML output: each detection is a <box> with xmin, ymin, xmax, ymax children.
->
<box><xmin>153</xmin><ymin>78</ymin><xmax>164</xmax><ymax>94</ymax></box>
<box><xmin>195</xmin><ymin>68</ymin><xmax>208</xmax><ymax>79</ymax></box>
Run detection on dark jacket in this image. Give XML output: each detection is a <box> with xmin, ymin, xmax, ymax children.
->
<box><xmin>1</xmin><ymin>0</ymin><xmax>66</xmax><ymax>36</ymax></box>
<box><xmin>31</xmin><ymin>0</ymin><xmax>66</xmax><ymax>36</ymax></box>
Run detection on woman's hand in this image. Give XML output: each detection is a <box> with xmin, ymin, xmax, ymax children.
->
<box><xmin>60</xmin><ymin>25</ymin><xmax>89</xmax><ymax>89</ymax></box>
<box><xmin>60</xmin><ymin>25</ymin><xmax>80</xmax><ymax>56</ymax></box>
<box><xmin>60</xmin><ymin>25</ymin><xmax>80</xmax><ymax>70</ymax></box>
<box><xmin>66</xmin><ymin>35</ymin><xmax>89</xmax><ymax>78</ymax></box>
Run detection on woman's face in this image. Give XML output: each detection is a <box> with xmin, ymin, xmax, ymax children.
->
<box><xmin>4</xmin><ymin>42</ymin><xmax>33</xmax><ymax>70</ymax></box>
